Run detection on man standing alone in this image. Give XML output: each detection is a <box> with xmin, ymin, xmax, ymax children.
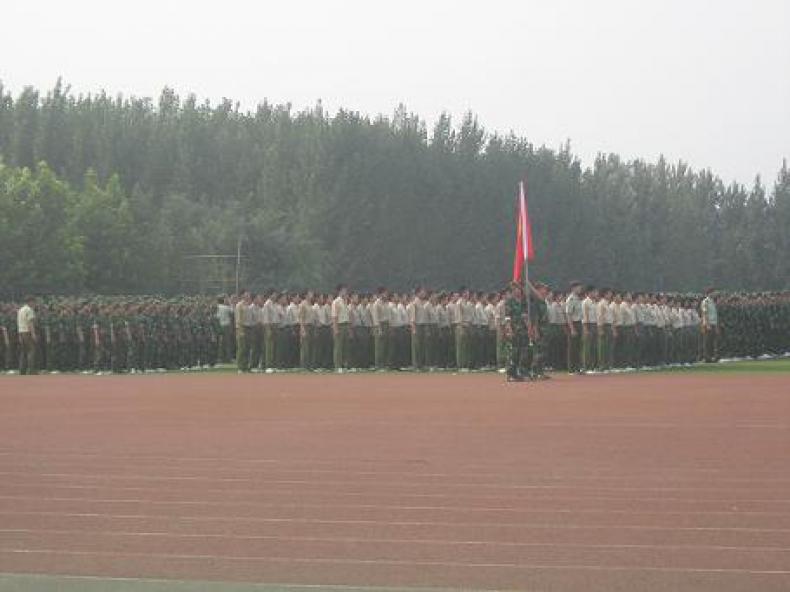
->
<box><xmin>17</xmin><ymin>296</ymin><xmax>38</xmax><ymax>375</ymax></box>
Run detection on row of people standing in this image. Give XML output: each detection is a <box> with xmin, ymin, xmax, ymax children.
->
<box><xmin>1</xmin><ymin>298</ymin><xmax>220</xmax><ymax>375</ymax></box>
<box><xmin>2</xmin><ymin>289</ymin><xmax>788</xmax><ymax>375</ymax></box>
<box><xmin>231</xmin><ymin>286</ymin><xmax>506</xmax><ymax>372</ymax></box>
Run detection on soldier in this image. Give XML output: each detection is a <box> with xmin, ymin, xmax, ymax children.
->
<box><xmin>527</xmin><ymin>281</ymin><xmax>549</xmax><ymax>380</ymax></box>
<box><xmin>504</xmin><ymin>283</ymin><xmax>528</xmax><ymax>382</ymax></box>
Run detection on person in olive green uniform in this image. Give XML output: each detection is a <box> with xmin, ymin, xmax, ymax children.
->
<box><xmin>527</xmin><ymin>281</ymin><xmax>550</xmax><ymax>379</ymax></box>
<box><xmin>504</xmin><ymin>283</ymin><xmax>529</xmax><ymax>382</ymax></box>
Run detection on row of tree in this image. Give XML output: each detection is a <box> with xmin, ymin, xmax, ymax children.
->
<box><xmin>1</xmin><ymin>79</ymin><xmax>788</xmax><ymax>295</ymax></box>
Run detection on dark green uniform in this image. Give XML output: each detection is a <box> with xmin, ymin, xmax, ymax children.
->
<box><xmin>505</xmin><ymin>295</ymin><xmax>528</xmax><ymax>380</ymax></box>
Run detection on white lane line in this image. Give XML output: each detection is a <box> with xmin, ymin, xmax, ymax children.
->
<box><xmin>0</xmin><ymin>573</ymin><xmax>483</xmax><ymax>592</ymax></box>
<box><xmin>3</xmin><ymin>547</ymin><xmax>790</xmax><ymax>575</ymax></box>
<box><xmin>3</xmin><ymin>463</ymin><xmax>790</xmax><ymax>486</ymax></box>
<box><xmin>3</xmin><ymin>511</ymin><xmax>790</xmax><ymax>533</ymax></box>
<box><xmin>1</xmin><ymin>471</ymin><xmax>788</xmax><ymax>494</ymax></box>
<box><xmin>2</xmin><ymin>419</ymin><xmax>789</xmax><ymax>428</ymax></box>
<box><xmin>2</xmin><ymin>486</ymin><xmax>788</xmax><ymax>506</ymax></box>
<box><xmin>1</xmin><ymin>495</ymin><xmax>789</xmax><ymax>517</ymax></box>
<box><xmin>2</xmin><ymin>528</ymin><xmax>790</xmax><ymax>552</ymax></box>
<box><xmin>0</xmin><ymin>450</ymin><xmax>786</xmax><ymax>475</ymax></box>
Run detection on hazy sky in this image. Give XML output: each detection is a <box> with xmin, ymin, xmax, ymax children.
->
<box><xmin>3</xmin><ymin>0</ymin><xmax>788</xmax><ymax>185</ymax></box>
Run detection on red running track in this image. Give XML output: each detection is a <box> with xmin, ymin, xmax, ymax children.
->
<box><xmin>0</xmin><ymin>371</ymin><xmax>789</xmax><ymax>590</ymax></box>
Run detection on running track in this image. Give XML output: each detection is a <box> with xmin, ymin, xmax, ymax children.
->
<box><xmin>0</xmin><ymin>371</ymin><xmax>789</xmax><ymax>591</ymax></box>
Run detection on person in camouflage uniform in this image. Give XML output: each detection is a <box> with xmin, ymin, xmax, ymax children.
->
<box><xmin>527</xmin><ymin>281</ymin><xmax>550</xmax><ymax>380</ymax></box>
<box><xmin>504</xmin><ymin>282</ymin><xmax>529</xmax><ymax>382</ymax></box>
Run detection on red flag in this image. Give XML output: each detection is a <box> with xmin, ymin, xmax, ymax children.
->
<box><xmin>512</xmin><ymin>180</ymin><xmax>534</xmax><ymax>282</ymax></box>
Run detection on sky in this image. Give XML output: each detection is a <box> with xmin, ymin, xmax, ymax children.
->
<box><xmin>2</xmin><ymin>0</ymin><xmax>788</xmax><ymax>185</ymax></box>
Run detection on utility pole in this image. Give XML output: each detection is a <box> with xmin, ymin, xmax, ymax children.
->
<box><xmin>235</xmin><ymin>234</ymin><xmax>243</xmax><ymax>295</ymax></box>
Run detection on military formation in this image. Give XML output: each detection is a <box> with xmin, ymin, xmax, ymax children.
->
<box><xmin>2</xmin><ymin>286</ymin><xmax>789</xmax><ymax>377</ymax></box>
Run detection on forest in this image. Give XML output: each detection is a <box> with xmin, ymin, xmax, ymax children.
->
<box><xmin>1</xmin><ymin>79</ymin><xmax>788</xmax><ymax>296</ymax></box>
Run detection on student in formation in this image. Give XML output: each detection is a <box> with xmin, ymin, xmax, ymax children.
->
<box><xmin>371</xmin><ymin>287</ymin><xmax>390</xmax><ymax>370</ymax></box>
<box><xmin>564</xmin><ymin>282</ymin><xmax>584</xmax><ymax>374</ymax></box>
<box><xmin>331</xmin><ymin>285</ymin><xmax>350</xmax><ymax>372</ymax></box>
<box><xmin>700</xmin><ymin>288</ymin><xmax>719</xmax><ymax>362</ymax></box>
<box><xmin>298</xmin><ymin>291</ymin><xmax>316</xmax><ymax>370</ymax></box>
<box><xmin>234</xmin><ymin>290</ymin><xmax>252</xmax><ymax>372</ymax></box>
<box><xmin>581</xmin><ymin>286</ymin><xmax>598</xmax><ymax>372</ymax></box>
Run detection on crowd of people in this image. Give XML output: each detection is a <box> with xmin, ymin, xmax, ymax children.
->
<box><xmin>2</xmin><ymin>286</ymin><xmax>788</xmax><ymax>378</ymax></box>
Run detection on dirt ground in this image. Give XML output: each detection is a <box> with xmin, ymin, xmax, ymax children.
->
<box><xmin>1</xmin><ymin>371</ymin><xmax>789</xmax><ymax>591</ymax></box>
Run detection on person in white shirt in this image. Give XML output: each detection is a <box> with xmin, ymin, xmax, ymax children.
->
<box><xmin>17</xmin><ymin>296</ymin><xmax>38</xmax><ymax>375</ymax></box>
<box><xmin>620</xmin><ymin>293</ymin><xmax>637</xmax><ymax>368</ymax></box>
<box><xmin>298</xmin><ymin>291</ymin><xmax>316</xmax><ymax>370</ymax></box>
<box><xmin>494</xmin><ymin>292</ymin><xmax>508</xmax><ymax>369</ymax></box>
<box><xmin>371</xmin><ymin>287</ymin><xmax>390</xmax><ymax>370</ymax></box>
<box><xmin>331</xmin><ymin>285</ymin><xmax>350</xmax><ymax>371</ymax></box>
<box><xmin>283</xmin><ymin>295</ymin><xmax>300</xmax><ymax>368</ymax></box>
<box><xmin>596</xmin><ymin>289</ymin><xmax>613</xmax><ymax>371</ymax></box>
<box><xmin>437</xmin><ymin>295</ymin><xmax>452</xmax><ymax>369</ymax></box>
<box><xmin>387</xmin><ymin>295</ymin><xmax>402</xmax><ymax>369</ymax></box>
<box><xmin>358</xmin><ymin>295</ymin><xmax>374</xmax><ymax>369</ymax></box>
<box><xmin>313</xmin><ymin>294</ymin><xmax>331</xmax><ymax>370</ymax></box>
<box><xmin>564</xmin><ymin>281</ymin><xmax>584</xmax><ymax>373</ymax></box>
<box><xmin>234</xmin><ymin>290</ymin><xmax>253</xmax><ymax>372</ymax></box>
<box><xmin>260</xmin><ymin>293</ymin><xmax>276</xmax><ymax>370</ymax></box>
<box><xmin>247</xmin><ymin>295</ymin><xmax>263</xmax><ymax>371</ymax></box>
<box><xmin>215</xmin><ymin>296</ymin><xmax>233</xmax><ymax>363</ymax></box>
<box><xmin>407</xmin><ymin>288</ymin><xmax>429</xmax><ymax>370</ymax></box>
<box><xmin>581</xmin><ymin>286</ymin><xmax>598</xmax><ymax>371</ymax></box>
<box><xmin>484</xmin><ymin>294</ymin><xmax>497</xmax><ymax>369</ymax></box>
<box><xmin>610</xmin><ymin>292</ymin><xmax>623</xmax><ymax>368</ymax></box>
<box><xmin>700</xmin><ymin>288</ymin><xmax>719</xmax><ymax>362</ymax></box>
<box><xmin>271</xmin><ymin>294</ymin><xmax>287</xmax><ymax>368</ymax></box>
<box><xmin>425</xmin><ymin>293</ymin><xmax>440</xmax><ymax>368</ymax></box>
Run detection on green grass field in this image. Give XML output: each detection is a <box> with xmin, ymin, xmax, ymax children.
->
<box><xmin>661</xmin><ymin>358</ymin><xmax>790</xmax><ymax>374</ymax></box>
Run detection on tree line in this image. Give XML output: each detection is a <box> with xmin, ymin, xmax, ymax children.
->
<box><xmin>1</xmin><ymin>79</ymin><xmax>788</xmax><ymax>296</ymax></box>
